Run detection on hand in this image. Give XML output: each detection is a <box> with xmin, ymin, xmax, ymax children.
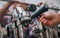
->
<box><xmin>38</xmin><ymin>11</ymin><xmax>60</xmax><ymax>27</ymax></box>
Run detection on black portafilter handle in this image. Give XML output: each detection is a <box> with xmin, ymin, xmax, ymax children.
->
<box><xmin>31</xmin><ymin>4</ymin><xmax>48</xmax><ymax>19</ymax></box>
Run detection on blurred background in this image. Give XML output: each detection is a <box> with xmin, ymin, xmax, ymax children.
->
<box><xmin>0</xmin><ymin>0</ymin><xmax>60</xmax><ymax>38</ymax></box>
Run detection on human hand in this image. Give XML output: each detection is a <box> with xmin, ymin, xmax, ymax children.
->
<box><xmin>38</xmin><ymin>11</ymin><xmax>60</xmax><ymax>27</ymax></box>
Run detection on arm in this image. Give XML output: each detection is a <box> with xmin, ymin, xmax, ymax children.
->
<box><xmin>0</xmin><ymin>2</ymin><xmax>13</xmax><ymax>19</ymax></box>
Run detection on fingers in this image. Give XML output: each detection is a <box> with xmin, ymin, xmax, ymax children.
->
<box><xmin>39</xmin><ymin>15</ymin><xmax>48</xmax><ymax>26</ymax></box>
<box><xmin>43</xmin><ymin>20</ymin><xmax>47</xmax><ymax>24</ymax></box>
<box><xmin>40</xmin><ymin>18</ymin><xmax>52</xmax><ymax>27</ymax></box>
<box><xmin>40</xmin><ymin>18</ymin><xmax>47</xmax><ymax>25</ymax></box>
<box><xmin>37</xmin><ymin>14</ymin><xmax>46</xmax><ymax>21</ymax></box>
<box><xmin>40</xmin><ymin>16</ymin><xmax>44</xmax><ymax>21</ymax></box>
